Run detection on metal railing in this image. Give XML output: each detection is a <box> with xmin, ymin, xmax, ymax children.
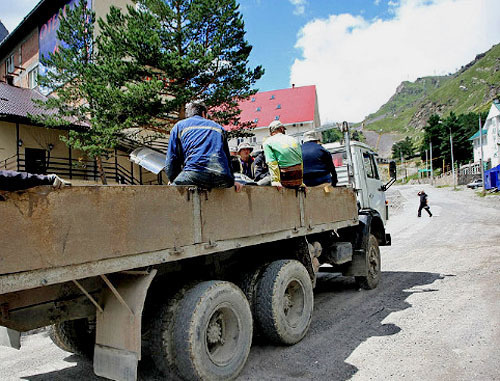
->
<box><xmin>0</xmin><ymin>153</ymin><xmax>155</xmax><ymax>185</ymax></box>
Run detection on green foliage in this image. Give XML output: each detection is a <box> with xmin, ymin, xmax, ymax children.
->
<box><xmin>419</xmin><ymin>111</ymin><xmax>488</xmax><ymax>167</ymax></box>
<box><xmin>322</xmin><ymin>128</ymin><xmax>342</xmax><ymax>143</ymax></box>
<box><xmin>363</xmin><ymin>43</ymin><xmax>500</xmax><ymax>134</ymax></box>
<box><xmin>392</xmin><ymin>136</ymin><xmax>415</xmax><ymax>159</ymax></box>
<box><xmin>31</xmin><ymin>0</ymin><xmax>264</xmax><ymax>163</ymax></box>
<box><xmin>100</xmin><ymin>0</ymin><xmax>264</xmax><ymax>137</ymax></box>
<box><xmin>351</xmin><ymin>130</ymin><xmax>366</xmax><ymax>142</ymax></box>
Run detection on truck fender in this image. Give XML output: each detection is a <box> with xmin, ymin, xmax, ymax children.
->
<box><xmin>93</xmin><ymin>270</ymin><xmax>157</xmax><ymax>381</ymax></box>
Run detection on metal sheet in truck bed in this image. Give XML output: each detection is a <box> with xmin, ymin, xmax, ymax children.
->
<box><xmin>0</xmin><ymin>185</ymin><xmax>357</xmax><ymax>293</ymax></box>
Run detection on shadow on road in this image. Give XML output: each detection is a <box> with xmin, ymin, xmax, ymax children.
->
<box><xmin>21</xmin><ymin>271</ymin><xmax>444</xmax><ymax>381</ymax></box>
<box><xmin>240</xmin><ymin>270</ymin><xmax>444</xmax><ymax>380</ymax></box>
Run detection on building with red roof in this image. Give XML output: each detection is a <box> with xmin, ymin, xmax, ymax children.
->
<box><xmin>229</xmin><ymin>84</ymin><xmax>321</xmax><ymax>149</ymax></box>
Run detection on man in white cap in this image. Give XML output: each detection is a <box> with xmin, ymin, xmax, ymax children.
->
<box><xmin>237</xmin><ymin>142</ymin><xmax>254</xmax><ymax>178</ymax></box>
<box><xmin>263</xmin><ymin>120</ymin><xmax>303</xmax><ymax>189</ymax></box>
<box><xmin>301</xmin><ymin>130</ymin><xmax>338</xmax><ymax>187</ymax></box>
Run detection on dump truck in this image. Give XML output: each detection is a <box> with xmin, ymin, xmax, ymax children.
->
<box><xmin>0</xmin><ymin>135</ymin><xmax>394</xmax><ymax>381</ymax></box>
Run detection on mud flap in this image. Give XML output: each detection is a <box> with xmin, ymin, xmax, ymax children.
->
<box><xmin>0</xmin><ymin>327</ymin><xmax>21</xmax><ymax>349</ymax></box>
<box><xmin>93</xmin><ymin>270</ymin><xmax>157</xmax><ymax>381</ymax></box>
<box><xmin>343</xmin><ymin>249</ymin><xmax>368</xmax><ymax>276</ymax></box>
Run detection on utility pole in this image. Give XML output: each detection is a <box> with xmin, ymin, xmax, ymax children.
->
<box><xmin>425</xmin><ymin>150</ymin><xmax>428</xmax><ymax>179</ymax></box>
<box><xmin>450</xmin><ymin>128</ymin><xmax>456</xmax><ymax>189</ymax></box>
<box><xmin>430</xmin><ymin>141</ymin><xmax>434</xmax><ymax>185</ymax></box>
<box><xmin>400</xmin><ymin>151</ymin><xmax>405</xmax><ymax>182</ymax></box>
<box><xmin>479</xmin><ymin>115</ymin><xmax>485</xmax><ymax>195</ymax></box>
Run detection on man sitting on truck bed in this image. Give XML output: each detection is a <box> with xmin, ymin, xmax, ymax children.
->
<box><xmin>0</xmin><ymin>170</ymin><xmax>69</xmax><ymax>191</ymax></box>
<box><xmin>165</xmin><ymin>101</ymin><xmax>242</xmax><ymax>191</ymax></box>
<box><xmin>263</xmin><ymin>120</ymin><xmax>304</xmax><ymax>190</ymax></box>
<box><xmin>301</xmin><ymin>130</ymin><xmax>338</xmax><ymax>187</ymax></box>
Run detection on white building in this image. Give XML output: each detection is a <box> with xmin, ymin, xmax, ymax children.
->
<box><xmin>469</xmin><ymin>100</ymin><xmax>500</xmax><ymax>169</ymax></box>
<box><xmin>226</xmin><ymin>85</ymin><xmax>321</xmax><ymax>151</ymax></box>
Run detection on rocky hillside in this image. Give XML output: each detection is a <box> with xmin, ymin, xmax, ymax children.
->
<box><xmin>363</xmin><ymin>43</ymin><xmax>500</xmax><ymax>135</ymax></box>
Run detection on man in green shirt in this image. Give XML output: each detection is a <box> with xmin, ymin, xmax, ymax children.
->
<box><xmin>263</xmin><ymin>120</ymin><xmax>303</xmax><ymax>189</ymax></box>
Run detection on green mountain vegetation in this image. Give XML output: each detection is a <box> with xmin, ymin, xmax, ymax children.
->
<box><xmin>363</xmin><ymin>43</ymin><xmax>500</xmax><ymax>137</ymax></box>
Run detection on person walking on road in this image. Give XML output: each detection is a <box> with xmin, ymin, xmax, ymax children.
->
<box><xmin>417</xmin><ymin>190</ymin><xmax>432</xmax><ymax>217</ymax></box>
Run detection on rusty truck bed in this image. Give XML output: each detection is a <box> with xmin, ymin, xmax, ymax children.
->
<box><xmin>0</xmin><ymin>185</ymin><xmax>358</xmax><ymax>294</ymax></box>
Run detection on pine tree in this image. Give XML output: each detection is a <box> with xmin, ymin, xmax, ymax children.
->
<box><xmin>97</xmin><ymin>0</ymin><xmax>264</xmax><ymax>136</ymax></box>
<box><xmin>31</xmin><ymin>0</ymin><xmax>263</xmax><ymax>184</ymax></box>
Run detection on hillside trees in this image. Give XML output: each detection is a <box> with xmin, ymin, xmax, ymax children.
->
<box><xmin>392</xmin><ymin>136</ymin><xmax>415</xmax><ymax>160</ymax></box>
<box><xmin>419</xmin><ymin>111</ymin><xmax>487</xmax><ymax>167</ymax></box>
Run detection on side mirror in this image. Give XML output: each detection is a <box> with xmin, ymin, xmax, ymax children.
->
<box><xmin>389</xmin><ymin>160</ymin><xmax>397</xmax><ymax>180</ymax></box>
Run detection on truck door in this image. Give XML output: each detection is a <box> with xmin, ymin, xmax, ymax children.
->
<box><xmin>361</xmin><ymin>151</ymin><xmax>385</xmax><ymax>220</ymax></box>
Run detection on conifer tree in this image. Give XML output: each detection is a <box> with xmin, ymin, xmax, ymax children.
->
<box><xmin>98</xmin><ymin>0</ymin><xmax>264</xmax><ymax>135</ymax></box>
<box><xmin>32</xmin><ymin>1</ymin><xmax>166</xmax><ymax>184</ymax></box>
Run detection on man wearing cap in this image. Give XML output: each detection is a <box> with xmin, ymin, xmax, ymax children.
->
<box><xmin>263</xmin><ymin>120</ymin><xmax>303</xmax><ymax>189</ymax></box>
<box><xmin>237</xmin><ymin>142</ymin><xmax>254</xmax><ymax>178</ymax></box>
<box><xmin>165</xmin><ymin>101</ymin><xmax>242</xmax><ymax>191</ymax></box>
<box><xmin>301</xmin><ymin>130</ymin><xmax>338</xmax><ymax>187</ymax></box>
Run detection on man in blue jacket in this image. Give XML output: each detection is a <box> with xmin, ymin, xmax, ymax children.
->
<box><xmin>301</xmin><ymin>130</ymin><xmax>338</xmax><ymax>187</ymax></box>
<box><xmin>165</xmin><ymin>101</ymin><xmax>242</xmax><ymax>190</ymax></box>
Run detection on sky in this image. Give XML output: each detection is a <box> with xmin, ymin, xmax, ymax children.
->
<box><xmin>2</xmin><ymin>0</ymin><xmax>500</xmax><ymax>123</ymax></box>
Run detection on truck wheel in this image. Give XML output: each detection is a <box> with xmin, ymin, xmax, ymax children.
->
<box><xmin>49</xmin><ymin>318</ymin><xmax>95</xmax><ymax>359</ymax></box>
<box><xmin>172</xmin><ymin>281</ymin><xmax>253</xmax><ymax>381</ymax></box>
<box><xmin>355</xmin><ymin>234</ymin><xmax>381</xmax><ymax>290</ymax></box>
<box><xmin>149</xmin><ymin>284</ymin><xmax>194</xmax><ymax>377</ymax></box>
<box><xmin>254</xmin><ymin>260</ymin><xmax>314</xmax><ymax>345</ymax></box>
<box><xmin>237</xmin><ymin>264</ymin><xmax>268</xmax><ymax>315</ymax></box>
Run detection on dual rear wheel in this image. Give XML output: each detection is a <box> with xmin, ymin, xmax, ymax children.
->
<box><xmin>151</xmin><ymin>260</ymin><xmax>314</xmax><ymax>380</ymax></box>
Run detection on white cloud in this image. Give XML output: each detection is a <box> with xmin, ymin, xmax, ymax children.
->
<box><xmin>289</xmin><ymin>0</ymin><xmax>307</xmax><ymax>16</ymax></box>
<box><xmin>291</xmin><ymin>0</ymin><xmax>500</xmax><ymax>123</ymax></box>
<box><xmin>374</xmin><ymin>0</ymin><xmax>381</xmax><ymax>5</ymax></box>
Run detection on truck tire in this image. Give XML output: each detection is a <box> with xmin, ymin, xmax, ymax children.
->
<box><xmin>355</xmin><ymin>234</ymin><xmax>381</xmax><ymax>290</ymax></box>
<box><xmin>254</xmin><ymin>260</ymin><xmax>314</xmax><ymax>345</ymax></box>
<box><xmin>49</xmin><ymin>318</ymin><xmax>95</xmax><ymax>359</ymax></box>
<box><xmin>149</xmin><ymin>284</ymin><xmax>195</xmax><ymax>378</ymax></box>
<box><xmin>172</xmin><ymin>281</ymin><xmax>253</xmax><ymax>381</ymax></box>
<box><xmin>237</xmin><ymin>264</ymin><xmax>268</xmax><ymax>316</ymax></box>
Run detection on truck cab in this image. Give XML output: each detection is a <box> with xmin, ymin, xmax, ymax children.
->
<box><xmin>324</xmin><ymin>141</ymin><xmax>392</xmax><ymax>245</ymax></box>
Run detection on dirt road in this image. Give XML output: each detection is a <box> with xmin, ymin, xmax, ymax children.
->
<box><xmin>1</xmin><ymin>185</ymin><xmax>499</xmax><ymax>380</ymax></box>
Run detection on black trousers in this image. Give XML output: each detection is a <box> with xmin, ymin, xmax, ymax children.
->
<box><xmin>418</xmin><ymin>203</ymin><xmax>432</xmax><ymax>216</ymax></box>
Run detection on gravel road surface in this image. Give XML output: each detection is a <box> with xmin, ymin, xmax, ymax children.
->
<box><xmin>1</xmin><ymin>185</ymin><xmax>499</xmax><ymax>380</ymax></box>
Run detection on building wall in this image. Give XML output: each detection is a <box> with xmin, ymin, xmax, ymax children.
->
<box><xmin>472</xmin><ymin>113</ymin><xmax>500</xmax><ymax>167</ymax></box>
<box><xmin>0</xmin><ymin>121</ymin><xmax>17</xmax><ymax>163</ymax></box>
<box><xmin>0</xmin><ymin>29</ymin><xmax>39</xmax><ymax>87</ymax></box>
<box><xmin>229</xmin><ymin>120</ymin><xmax>315</xmax><ymax>150</ymax></box>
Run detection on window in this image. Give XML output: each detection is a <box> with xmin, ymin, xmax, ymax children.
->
<box><xmin>254</xmin><ymin>118</ymin><xmax>258</xmax><ymax>123</ymax></box>
<box><xmin>6</xmin><ymin>54</ymin><xmax>14</xmax><ymax>73</ymax></box>
<box><xmin>18</xmin><ymin>48</ymin><xmax>22</xmax><ymax>65</ymax></box>
<box><xmin>256</xmin><ymin>107</ymin><xmax>261</xmax><ymax>112</ymax></box>
<box><xmin>251</xmin><ymin>97</ymin><xmax>255</xmax><ymax>102</ymax></box>
<box><xmin>362</xmin><ymin>152</ymin><xmax>379</xmax><ymax>179</ymax></box>
<box><xmin>276</xmin><ymin>104</ymin><xmax>281</xmax><ymax>109</ymax></box>
<box><xmin>250</xmin><ymin>136</ymin><xmax>256</xmax><ymax>143</ymax></box>
<box><xmin>275</xmin><ymin>116</ymin><xmax>280</xmax><ymax>120</ymax></box>
<box><xmin>270</xmin><ymin>95</ymin><xmax>275</xmax><ymax>100</ymax></box>
<box><xmin>28</xmin><ymin>66</ymin><xmax>38</xmax><ymax>89</ymax></box>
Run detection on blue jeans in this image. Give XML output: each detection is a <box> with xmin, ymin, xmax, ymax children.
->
<box><xmin>172</xmin><ymin>170</ymin><xmax>234</xmax><ymax>189</ymax></box>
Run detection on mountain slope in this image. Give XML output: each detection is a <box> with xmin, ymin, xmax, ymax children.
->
<box><xmin>363</xmin><ymin>43</ymin><xmax>500</xmax><ymax>135</ymax></box>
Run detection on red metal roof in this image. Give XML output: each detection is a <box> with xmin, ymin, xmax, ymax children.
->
<box><xmin>228</xmin><ymin>85</ymin><xmax>317</xmax><ymax>130</ymax></box>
